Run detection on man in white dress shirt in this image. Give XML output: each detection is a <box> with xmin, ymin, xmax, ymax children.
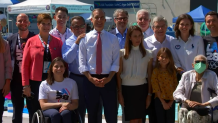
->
<box><xmin>136</xmin><ymin>9</ymin><xmax>154</xmax><ymax>39</ymax></box>
<box><xmin>79</xmin><ymin>8</ymin><xmax>120</xmax><ymax>123</ymax></box>
<box><xmin>49</xmin><ymin>7</ymin><xmax>73</xmax><ymax>43</ymax></box>
<box><xmin>143</xmin><ymin>15</ymin><xmax>174</xmax><ymax>123</ymax></box>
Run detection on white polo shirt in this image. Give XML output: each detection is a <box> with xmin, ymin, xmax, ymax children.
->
<box><xmin>170</xmin><ymin>35</ymin><xmax>205</xmax><ymax>71</ymax></box>
<box><xmin>143</xmin><ymin>34</ymin><xmax>174</xmax><ymax>65</ymax></box>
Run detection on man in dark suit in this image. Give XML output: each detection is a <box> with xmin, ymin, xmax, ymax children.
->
<box><xmin>7</xmin><ymin>13</ymin><xmax>35</xmax><ymax>123</ymax></box>
<box><xmin>110</xmin><ymin>9</ymin><xmax>128</xmax><ymax>49</ymax></box>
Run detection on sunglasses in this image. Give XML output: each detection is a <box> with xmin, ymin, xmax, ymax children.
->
<box><xmin>195</xmin><ymin>60</ymin><xmax>206</xmax><ymax>64</ymax></box>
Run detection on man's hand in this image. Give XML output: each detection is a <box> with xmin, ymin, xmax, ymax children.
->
<box><xmin>177</xmin><ymin>67</ymin><xmax>184</xmax><ymax>75</ymax></box>
<box><xmin>99</xmin><ymin>77</ymin><xmax>111</xmax><ymax>87</ymax></box>
<box><xmin>118</xmin><ymin>92</ymin><xmax>125</xmax><ymax>107</ymax></box>
<box><xmin>75</xmin><ymin>33</ymin><xmax>86</xmax><ymax>44</ymax></box>
<box><xmin>2</xmin><ymin>80</ymin><xmax>10</xmax><ymax>97</ymax></box>
<box><xmin>88</xmin><ymin>77</ymin><xmax>101</xmax><ymax>87</ymax></box>
<box><xmin>23</xmin><ymin>86</ymin><xmax>31</xmax><ymax>97</ymax></box>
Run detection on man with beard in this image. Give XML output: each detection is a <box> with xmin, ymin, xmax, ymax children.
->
<box><xmin>7</xmin><ymin>13</ymin><xmax>35</xmax><ymax>123</ymax></box>
<box><xmin>50</xmin><ymin>7</ymin><xmax>73</xmax><ymax>43</ymax></box>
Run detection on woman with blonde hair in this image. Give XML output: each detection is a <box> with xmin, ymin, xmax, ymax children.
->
<box><xmin>117</xmin><ymin>25</ymin><xmax>153</xmax><ymax>123</ymax></box>
<box><xmin>0</xmin><ymin>20</ymin><xmax>12</xmax><ymax>122</ymax></box>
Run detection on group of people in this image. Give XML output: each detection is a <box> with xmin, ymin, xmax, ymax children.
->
<box><xmin>0</xmin><ymin>6</ymin><xmax>218</xmax><ymax>123</ymax></box>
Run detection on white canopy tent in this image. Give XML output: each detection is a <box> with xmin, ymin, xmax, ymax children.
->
<box><xmin>0</xmin><ymin>0</ymin><xmax>14</xmax><ymax>7</ymax></box>
<box><xmin>7</xmin><ymin>0</ymin><xmax>94</xmax><ymax>14</ymax></box>
<box><xmin>80</xmin><ymin>13</ymin><xmax>113</xmax><ymax>22</ymax></box>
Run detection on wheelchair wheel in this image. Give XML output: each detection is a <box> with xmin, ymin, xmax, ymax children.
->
<box><xmin>31</xmin><ymin>110</ymin><xmax>45</xmax><ymax>123</ymax></box>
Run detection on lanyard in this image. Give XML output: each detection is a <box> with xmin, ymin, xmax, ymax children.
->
<box><xmin>38</xmin><ymin>34</ymin><xmax>51</xmax><ymax>54</ymax></box>
<box><xmin>17</xmin><ymin>34</ymin><xmax>22</xmax><ymax>49</ymax></box>
<box><xmin>56</xmin><ymin>28</ymin><xmax>67</xmax><ymax>41</ymax></box>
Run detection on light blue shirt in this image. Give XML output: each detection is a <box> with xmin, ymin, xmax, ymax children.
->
<box><xmin>49</xmin><ymin>28</ymin><xmax>73</xmax><ymax>43</ymax></box>
<box><xmin>116</xmin><ymin>28</ymin><xmax>127</xmax><ymax>49</ymax></box>
<box><xmin>79</xmin><ymin>29</ymin><xmax>120</xmax><ymax>74</ymax></box>
<box><xmin>143</xmin><ymin>27</ymin><xmax>154</xmax><ymax>39</ymax></box>
<box><xmin>144</xmin><ymin>34</ymin><xmax>174</xmax><ymax>65</ymax></box>
<box><xmin>62</xmin><ymin>34</ymin><xmax>81</xmax><ymax>74</ymax></box>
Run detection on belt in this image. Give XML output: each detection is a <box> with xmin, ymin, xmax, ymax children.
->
<box><xmin>70</xmin><ymin>72</ymin><xmax>84</xmax><ymax>77</ymax></box>
<box><xmin>91</xmin><ymin>74</ymin><xmax>109</xmax><ymax>79</ymax></box>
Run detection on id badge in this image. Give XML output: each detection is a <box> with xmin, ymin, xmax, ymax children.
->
<box><xmin>43</xmin><ymin>61</ymin><xmax>51</xmax><ymax>73</ymax></box>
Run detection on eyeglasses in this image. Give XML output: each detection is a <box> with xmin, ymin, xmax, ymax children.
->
<box><xmin>72</xmin><ymin>24</ymin><xmax>85</xmax><ymax>30</ymax></box>
<box><xmin>153</xmin><ymin>25</ymin><xmax>166</xmax><ymax>29</ymax></box>
<box><xmin>115</xmin><ymin>17</ymin><xmax>128</xmax><ymax>21</ymax></box>
<box><xmin>195</xmin><ymin>60</ymin><xmax>206</xmax><ymax>64</ymax></box>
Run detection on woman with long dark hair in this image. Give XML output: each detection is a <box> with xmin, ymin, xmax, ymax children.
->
<box><xmin>171</xmin><ymin>14</ymin><xmax>204</xmax><ymax>74</ymax></box>
<box><xmin>117</xmin><ymin>25</ymin><xmax>153</xmax><ymax>123</ymax></box>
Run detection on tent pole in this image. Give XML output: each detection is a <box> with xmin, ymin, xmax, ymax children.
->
<box><xmin>7</xmin><ymin>10</ymin><xmax>9</xmax><ymax>33</ymax></box>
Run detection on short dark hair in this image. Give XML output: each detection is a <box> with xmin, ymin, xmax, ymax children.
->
<box><xmin>55</xmin><ymin>7</ymin><xmax>68</xmax><ymax>15</ymax></box>
<box><xmin>46</xmin><ymin>57</ymin><xmax>68</xmax><ymax>85</ymax></box>
<box><xmin>91</xmin><ymin>8</ymin><xmax>105</xmax><ymax>18</ymax></box>
<box><xmin>174</xmin><ymin>14</ymin><xmax>195</xmax><ymax>39</ymax></box>
<box><xmin>37</xmin><ymin>13</ymin><xmax>52</xmax><ymax>24</ymax></box>
<box><xmin>0</xmin><ymin>11</ymin><xmax>3</xmax><ymax>14</ymax></box>
<box><xmin>205</xmin><ymin>11</ymin><xmax>218</xmax><ymax>21</ymax></box>
<box><xmin>71</xmin><ymin>16</ymin><xmax>85</xmax><ymax>25</ymax></box>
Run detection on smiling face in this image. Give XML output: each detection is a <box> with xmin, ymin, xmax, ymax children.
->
<box><xmin>129</xmin><ymin>30</ymin><xmax>142</xmax><ymax>47</ymax></box>
<box><xmin>114</xmin><ymin>12</ymin><xmax>128</xmax><ymax>31</ymax></box>
<box><xmin>152</xmin><ymin>20</ymin><xmax>167</xmax><ymax>38</ymax></box>
<box><xmin>52</xmin><ymin>61</ymin><xmax>65</xmax><ymax>77</ymax></box>
<box><xmin>205</xmin><ymin>15</ymin><xmax>218</xmax><ymax>33</ymax></box>
<box><xmin>137</xmin><ymin>12</ymin><xmax>151</xmax><ymax>32</ymax></box>
<box><xmin>71</xmin><ymin>18</ymin><xmax>86</xmax><ymax>37</ymax></box>
<box><xmin>54</xmin><ymin>10</ymin><xmax>69</xmax><ymax>28</ymax></box>
<box><xmin>178</xmin><ymin>18</ymin><xmax>192</xmax><ymax>35</ymax></box>
<box><xmin>16</xmin><ymin>14</ymin><xmax>30</xmax><ymax>31</ymax></box>
<box><xmin>91</xmin><ymin>10</ymin><xmax>106</xmax><ymax>32</ymax></box>
<box><xmin>37</xmin><ymin>19</ymin><xmax>52</xmax><ymax>34</ymax></box>
<box><xmin>158</xmin><ymin>53</ymin><xmax>170</xmax><ymax>67</ymax></box>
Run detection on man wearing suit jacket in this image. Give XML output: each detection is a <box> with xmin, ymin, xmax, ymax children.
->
<box><xmin>110</xmin><ymin>9</ymin><xmax>128</xmax><ymax>49</ymax></box>
<box><xmin>7</xmin><ymin>13</ymin><xmax>35</xmax><ymax>123</ymax></box>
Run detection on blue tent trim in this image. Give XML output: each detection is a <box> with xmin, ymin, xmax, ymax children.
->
<box><xmin>11</xmin><ymin>0</ymin><xmax>20</xmax><ymax>4</ymax></box>
<box><xmin>172</xmin><ymin>5</ymin><xmax>212</xmax><ymax>23</ymax></box>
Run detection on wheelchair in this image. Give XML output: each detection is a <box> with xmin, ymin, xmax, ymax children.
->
<box><xmin>175</xmin><ymin>88</ymin><xmax>218</xmax><ymax>123</ymax></box>
<box><xmin>31</xmin><ymin>109</ymin><xmax>82</xmax><ymax>123</ymax></box>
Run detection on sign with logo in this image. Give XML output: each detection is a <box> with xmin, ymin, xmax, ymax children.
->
<box><xmin>94</xmin><ymin>1</ymin><xmax>140</xmax><ymax>8</ymax></box>
<box><xmin>51</xmin><ymin>4</ymin><xmax>94</xmax><ymax>13</ymax></box>
<box><xmin>8</xmin><ymin>4</ymin><xmax>94</xmax><ymax>14</ymax></box>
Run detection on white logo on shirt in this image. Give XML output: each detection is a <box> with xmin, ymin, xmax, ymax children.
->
<box><xmin>206</xmin><ymin>43</ymin><xmax>218</xmax><ymax>69</ymax></box>
<box><xmin>16</xmin><ymin>45</ymin><xmax>23</xmax><ymax>73</ymax></box>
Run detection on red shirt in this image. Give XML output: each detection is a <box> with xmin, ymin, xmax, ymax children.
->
<box><xmin>22</xmin><ymin>35</ymin><xmax>63</xmax><ymax>86</ymax></box>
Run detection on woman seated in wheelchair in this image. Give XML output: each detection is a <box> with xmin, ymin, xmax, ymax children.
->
<box><xmin>173</xmin><ymin>55</ymin><xmax>218</xmax><ymax>123</ymax></box>
<box><xmin>39</xmin><ymin>57</ymin><xmax>79</xmax><ymax>123</ymax></box>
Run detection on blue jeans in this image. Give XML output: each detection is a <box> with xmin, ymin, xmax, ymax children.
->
<box><xmin>43</xmin><ymin>109</ymin><xmax>74</xmax><ymax>123</ymax></box>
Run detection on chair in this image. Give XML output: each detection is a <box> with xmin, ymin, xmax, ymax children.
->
<box><xmin>31</xmin><ymin>109</ymin><xmax>82</xmax><ymax>123</ymax></box>
<box><xmin>175</xmin><ymin>88</ymin><xmax>218</xmax><ymax>123</ymax></box>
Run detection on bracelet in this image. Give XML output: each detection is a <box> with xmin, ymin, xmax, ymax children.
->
<box><xmin>23</xmin><ymin>85</ymin><xmax>30</xmax><ymax>89</ymax></box>
<box><xmin>148</xmin><ymin>93</ymin><xmax>152</xmax><ymax>96</ymax></box>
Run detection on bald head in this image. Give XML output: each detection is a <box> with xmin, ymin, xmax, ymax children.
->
<box><xmin>16</xmin><ymin>13</ymin><xmax>30</xmax><ymax>31</ymax></box>
<box><xmin>17</xmin><ymin>13</ymin><xmax>29</xmax><ymax>21</ymax></box>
